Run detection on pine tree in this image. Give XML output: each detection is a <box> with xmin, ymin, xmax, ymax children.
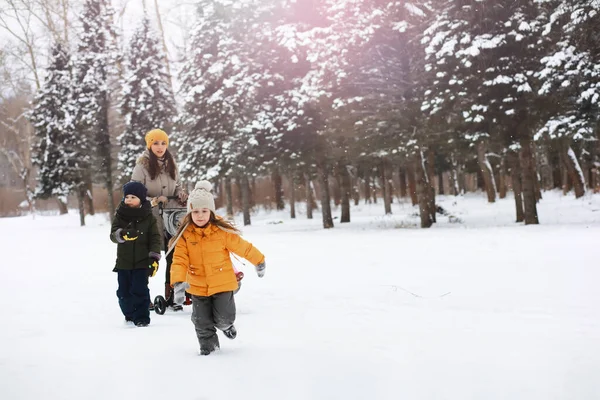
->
<box><xmin>29</xmin><ymin>43</ymin><xmax>77</xmax><ymax>214</ymax></box>
<box><xmin>118</xmin><ymin>16</ymin><xmax>176</xmax><ymax>184</ymax></box>
<box><xmin>175</xmin><ymin>0</ymin><xmax>287</xmax><ymax>224</ymax></box>
<box><xmin>422</xmin><ymin>0</ymin><xmax>553</xmax><ymax>224</ymax></box>
<box><xmin>534</xmin><ymin>0</ymin><xmax>599</xmax><ymax>197</ymax></box>
<box><xmin>72</xmin><ymin>0</ymin><xmax>121</xmax><ymax>216</ymax></box>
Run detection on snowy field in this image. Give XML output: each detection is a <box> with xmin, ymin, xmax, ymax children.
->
<box><xmin>1</xmin><ymin>190</ymin><xmax>600</xmax><ymax>400</ymax></box>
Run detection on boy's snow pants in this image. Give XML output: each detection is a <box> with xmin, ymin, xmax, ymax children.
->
<box><xmin>116</xmin><ymin>269</ymin><xmax>150</xmax><ymax>324</ymax></box>
<box><xmin>191</xmin><ymin>291</ymin><xmax>236</xmax><ymax>352</ymax></box>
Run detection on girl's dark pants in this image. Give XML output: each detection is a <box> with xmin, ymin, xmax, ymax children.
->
<box><xmin>117</xmin><ymin>269</ymin><xmax>150</xmax><ymax>324</ymax></box>
<box><xmin>191</xmin><ymin>291</ymin><xmax>236</xmax><ymax>352</ymax></box>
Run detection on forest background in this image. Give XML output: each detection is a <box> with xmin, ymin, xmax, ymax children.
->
<box><xmin>0</xmin><ymin>0</ymin><xmax>598</xmax><ymax>229</ymax></box>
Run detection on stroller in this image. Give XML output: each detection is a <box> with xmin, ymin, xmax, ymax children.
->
<box><xmin>152</xmin><ymin>197</ymin><xmax>244</xmax><ymax>315</ymax></box>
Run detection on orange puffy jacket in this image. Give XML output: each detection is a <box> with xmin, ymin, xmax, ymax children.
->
<box><xmin>170</xmin><ymin>223</ymin><xmax>265</xmax><ymax>297</ymax></box>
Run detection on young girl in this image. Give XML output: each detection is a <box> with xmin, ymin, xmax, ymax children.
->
<box><xmin>110</xmin><ymin>181</ymin><xmax>162</xmax><ymax>327</ymax></box>
<box><xmin>169</xmin><ymin>181</ymin><xmax>266</xmax><ymax>355</ymax></box>
<box><xmin>131</xmin><ymin>128</ymin><xmax>188</xmax><ymax>310</ymax></box>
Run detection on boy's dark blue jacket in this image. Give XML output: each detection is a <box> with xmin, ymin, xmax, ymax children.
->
<box><xmin>110</xmin><ymin>200</ymin><xmax>161</xmax><ymax>270</ymax></box>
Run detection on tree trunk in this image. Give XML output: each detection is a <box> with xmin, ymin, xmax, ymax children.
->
<box><xmin>398</xmin><ymin>166</ymin><xmax>408</xmax><ymax>198</ymax></box>
<box><xmin>225</xmin><ymin>176</ymin><xmax>234</xmax><ymax>217</ymax></box>
<box><xmin>531</xmin><ymin>142</ymin><xmax>542</xmax><ymax>202</ymax></box>
<box><xmin>98</xmin><ymin>93</ymin><xmax>115</xmax><ymax>216</ymax></box>
<box><xmin>56</xmin><ymin>198</ymin><xmax>68</xmax><ymax>215</ymax></box>
<box><xmin>380</xmin><ymin>160</ymin><xmax>392</xmax><ymax>215</ymax></box>
<box><xmin>332</xmin><ymin>172</ymin><xmax>342</xmax><ymax>207</ymax></box>
<box><xmin>519</xmin><ymin>136</ymin><xmax>539</xmax><ymax>225</ymax></box>
<box><xmin>582</xmin><ymin>153</ymin><xmax>593</xmax><ymax>189</ymax></box>
<box><xmin>372</xmin><ymin>172</ymin><xmax>377</xmax><ymax>204</ymax></box>
<box><xmin>352</xmin><ymin>175</ymin><xmax>360</xmax><ymax>206</ymax></box>
<box><xmin>340</xmin><ymin>164</ymin><xmax>351</xmax><ymax>223</ymax></box>
<box><xmin>234</xmin><ymin>178</ymin><xmax>242</xmax><ymax>207</ymax></box>
<box><xmin>415</xmin><ymin>151</ymin><xmax>433</xmax><ymax>228</ymax></box>
<box><xmin>250</xmin><ymin>176</ymin><xmax>256</xmax><ymax>208</ymax></box>
<box><xmin>272</xmin><ymin>167</ymin><xmax>285</xmax><ymax>210</ymax></box>
<box><xmin>84</xmin><ymin>172</ymin><xmax>95</xmax><ymax>216</ymax></box>
<box><xmin>559</xmin><ymin>137</ymin><xmax>586</xmax><ymax>198</ymax></box>
<box><xmin>561</xmin><ymin>162</ymin><xmax>572</xmax><ymax>195</ymax></box>
<box><xmin>450</xmin><ymin>153</ymin><xmax>463</xmax><ymax>195</ymax></box>
<box><xmin>289</xmin><ymin>174</ymin><xmax>296</xmax><ymax>219</ymax></box>
<box><xmin>364</xmin><ymin>173</ymin><xmax>372</xmax><ymax>204</ymax></box>
<box><xmin>477</xmin><ymin>141</ymin><xmax>497</xmax><ymax>203</ymax></box>
<box><xmin>77</xmin><ymin>185</ymin><xmax>86</xmax><ymax>227</ymax></box>
<box><xmin>305</xmin><ymin>173</ymin><xmax>314</xmax><ymax>219</ymax></box>
<box><xmin>426</xmin><ymin>150</ymin><xmax>436</xmax><ymax>223</ymax></box>
<box><xmin>23</xmin><ymin>173</ymin><xmax>35</xmax><ymax>215</ymax></box>
<box><xmin>153</xmin><ymin>0</ymin><xmax>174</xmax><ymax>91</ymax></box>
<box><xmin>456</xmin><ymin>160</ymin><xmax>466</xmax><ymax>194</ymax></box>
<box><xmin>498</xmin><ymin>156</ymin><xmax>507</xmax><ymax>199</ymax></box>
<box><xmin>508</xmin><ymin>151</ymin><xmax>524</xmax><ymax>223</ymax></box>
<box><xmin>241</xmin><ymin>174</ymin><xmax>251</xmax><ymax>226</ymax></box>
<box><xmin>316</xmin><ymin>164</ymin><xmax>334</xmax><ymax>229</ymax></box>
<box><xmin>448</xmin><ymin>168</ymin><xmax>459</xmax><ymax>196</ymax></box>
<box><xmin>437</xmin><ymin>173</ymin><xmax>444</xmax><ymax>195</ymax></box>
<box><xmin>406</xmin><ymin>163</ymin><xmax>418</xmax><ymax>206</ymax></box>
<box><xmin>539</xmin><ymin>146</ymin><xmax>554</xmax><ymax>190</ymax></box>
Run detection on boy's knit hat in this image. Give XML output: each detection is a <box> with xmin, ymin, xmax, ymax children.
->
<box><xmin>187</xmin><ymin>180</ymin><xmax>215</xmax><ymax>213</ymax></box>
<box><xmin>123</xmin><ymin>181</ymin><xmax>147</xmax><ymax>203</ymax></box>
<box><xmin>145</xmin><ymin>129</ymin><xmax>169</xmax><ymax>149</ymax></box>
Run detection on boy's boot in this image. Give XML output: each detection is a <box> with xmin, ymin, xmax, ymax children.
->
<box><xmin>184</xmin><ymin>293</ymin><xmax>192</xmax><ymax>306</ymax></box>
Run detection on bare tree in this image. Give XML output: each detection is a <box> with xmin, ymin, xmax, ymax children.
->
<box><xmin>151</xmin><ymin>0</ymin><xmax>173</xmax><ymax>91</ymax></box>
<box><xmin>0</xmin><ymin>95</ymin><xmax>35</xmax><ymax>213</ymax></box>
<box><xmin>0</xmin><ymin>0</ymin><xmax>43</xmax><ymax>89</ymax></box>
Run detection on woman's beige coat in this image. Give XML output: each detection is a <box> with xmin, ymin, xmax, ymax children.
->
<box><xmin>131</xmin><ymin>150</ymin><xmax>184</xmax><ymax>245</ymax></box>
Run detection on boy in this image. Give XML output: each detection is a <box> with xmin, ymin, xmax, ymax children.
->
<box><xmin>110</xmin><ymin>181</ymin><xmax>162</xmax><ymax>327</ymax></box>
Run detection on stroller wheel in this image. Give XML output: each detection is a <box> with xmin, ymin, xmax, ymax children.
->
<box><xmin>154</xmin><ymin>295</ymin><xmax>167</xmax><ymax>315</ymax></box>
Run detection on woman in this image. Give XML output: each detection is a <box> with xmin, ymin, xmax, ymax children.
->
<box><xmin>131</xmin><ymin>128</ymin><xmax>188</xmax><ymax>310</ymax></box>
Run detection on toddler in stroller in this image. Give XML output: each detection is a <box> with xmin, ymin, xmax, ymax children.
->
<box><xmin>152</xmin><ymin>197</ymin><xmax>243</xmax><ymax>315</ymax></box>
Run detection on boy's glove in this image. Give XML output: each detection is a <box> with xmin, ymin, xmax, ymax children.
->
<box><xmin>148</xmin><ymin>252</ymin><xmax>160</xmax><ymax>277</ymax></box>
<box><xmin>255</xmin><ymin>261</ymin><xmax>266</xmax><ymax>278</ymax></box>
<box><xmin>173</xmin><ymin>282</ymin><xmax>190</xmax><ymax>305</ymax></box>
<box><xmin>121</xmin><ymin>228</ymin><xmax>140</xmax><ymax>241</ymax></box>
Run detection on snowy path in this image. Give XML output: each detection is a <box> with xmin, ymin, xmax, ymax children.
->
<box><xmin>1</xmin><ymin>192</ymin><xmax>600</xmax><ymax>399</ymax></box>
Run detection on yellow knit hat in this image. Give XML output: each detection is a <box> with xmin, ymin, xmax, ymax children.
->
<box><xmin>145</xmin><ymin>129</ymin><xmax>169</xmax><ymax>149</ymax></box>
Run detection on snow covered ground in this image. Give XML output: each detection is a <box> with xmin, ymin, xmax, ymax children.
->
<box><xmin>1</xmin><ymin>190</ymin><xmax>599</xmax><ymax>400</ymax></box>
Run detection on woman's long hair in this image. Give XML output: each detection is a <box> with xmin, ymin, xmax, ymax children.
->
<box><xmin>168</xmin><ymin>211</ymin><xmax>240</xmax><ymax>249</ymax></box>
<box><xmin>147</xmin><ymin>148</ymin><xmax>176</xmax><ymax>180</ymax></box>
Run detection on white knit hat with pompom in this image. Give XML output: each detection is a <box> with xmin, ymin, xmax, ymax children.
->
<box><xmin>187</xmin><ymin>180</ymin><xmax>215</xmax><ymax>213</ymax></box>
